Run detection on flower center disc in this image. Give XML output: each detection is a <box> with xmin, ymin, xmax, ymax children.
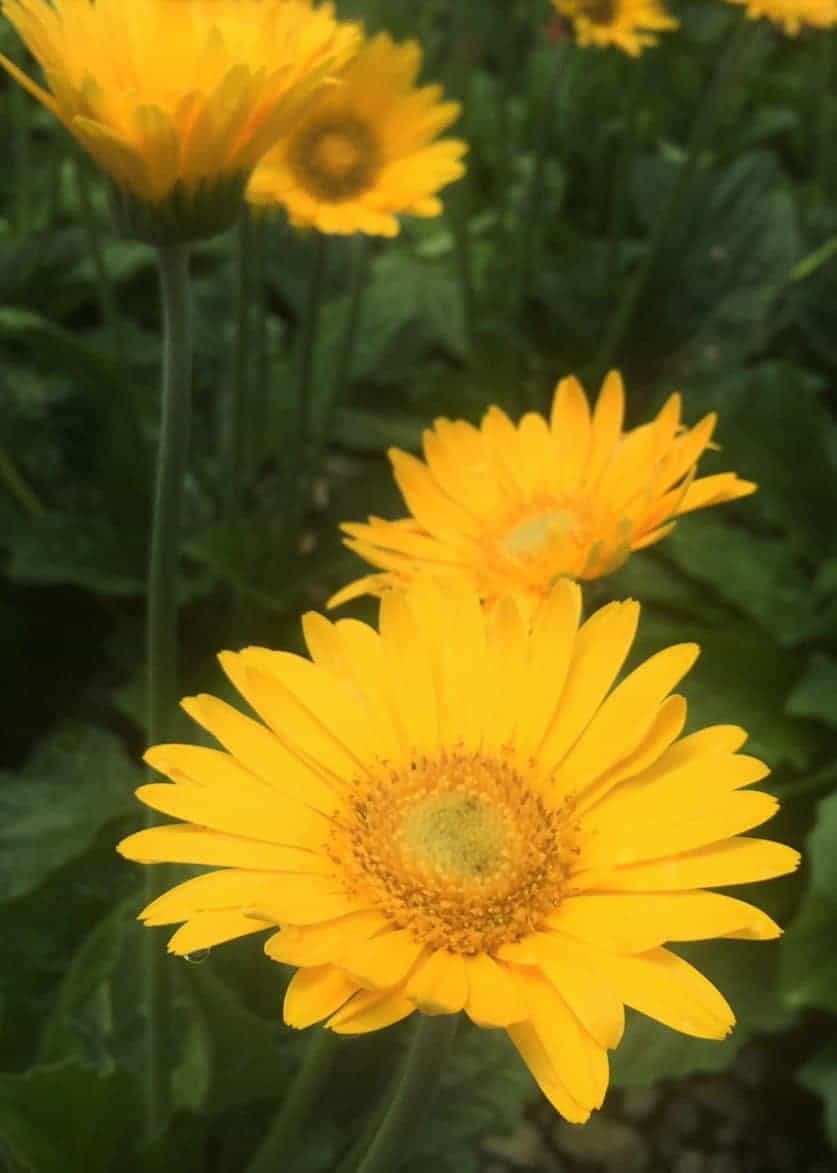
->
<box><xmin>292</xmin><ymin>118</ymin><xmax>379</xmax><ymax>202</ymax></box>
<box><xmin>579</xmin><ymin>0</ymin><xmax>618</xmax><ymax>23</ymax></box>
<box><xmin>333</xmin><ymin>750</ymin><xmax>570</xmax><ymax>955</ymax></box>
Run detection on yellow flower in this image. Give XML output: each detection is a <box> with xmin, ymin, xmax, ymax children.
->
<box><xmin>723</xmin><ymin>0</ymin><xmax>837</xmax><ymax>33</ymax></box>
<box><xmin>0</xmin><ymin>0</ymin><xmax>359</xmax><ymax>238</ymax></box>
<box><xmin>119</xmin><ymin>577</ymin><xmax>797</xmax><ymax>1123</ymax></box>
<box><xmin>552</xmin><ymin>0</ymin><xmax>678</xmax><ymax>54</ymax></box>
<box><xmin>331</xmin><ymin>372</ymin><xmax>757</xmax><ymax>612</ymax></box>
<box><xmin>247</xmin><ymin>32</ymin><xmax>467</xmax><ymax>237</ymax></box>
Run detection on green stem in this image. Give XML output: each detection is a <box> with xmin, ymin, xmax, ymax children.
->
<box><xmin>605</xmin><ymin>57</ymin><xmax>645</xmax><ymax>294</ymax></box>
<box><xmin>815</xmin><ymin>31</ymin><xmax>834</xmax><ymax>198</ymax></box>
<box><xmin>351</xmin><ymin>1015</ymin><xmax>459</xmax><ymax>1173</ymax></box>
<box><xmin>594</xmin><ymin>16</ymin><xmax>753</xmax><ymax>377</ymax></box>
<box><xmin>10</xmin><ymin>84</ymin><xmax>32</xmax><ymax>236</ymax></box>
<box><xmin>144</xmin><ymin>242</ymin><xmax>193</xmax><ymax>1141</ymax></box>
<box><xmin>224</xmin><ymin>211</ymin><xmax>253</xmax><ymax>519</ymax></box>
<box><xmin>246</xmin><ymin>1030</ymin><xmax>341</xmax><ymax>1173</ymax></box>
<box><xmin>449</xmin><ymin>186</ymin><xmax>475</xmax><ymax>359</ymax></box>
<box><xmin>320</xmin><ymin>234</ymin><xmax>370</xmax><ymax>447</ymax></box>
<box><xmin>298</xmin><ymin>232</ymin><xmax>328</xmax><ymax>449</ymax></box>
<box><xmin>515</xmin><ymin>45</ymin><xmax>568</xmax><ymax>317</ymax></box>
<box><xmin>0</xmin><ymin>445</ymin><xmax>44</xmax><ymax>515</ymax></box>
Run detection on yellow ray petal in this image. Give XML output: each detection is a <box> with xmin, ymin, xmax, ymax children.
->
<box><xmin>167</xmin><ymin>910</ymin><xmax>269</xmax><ymax>956</ymax></box>
<box><xmin>584</xmin><ymin>370</ymin><xmax>625</xmax><ymax>490</ymax></box>
<box><xmin>533</xmin><ymin>934</ymin><xmax>625</xmax><ymax>1050</ymax></box>
<box><xmin>599</xmin><ymin>947</ymin><xmax>735</xmax><ymax>1040</ymax></box>
<box><xmin>589</xmin><ymin>836</ymin><xmax>800</xmax><ymax>891</ymax></box>
<box><xmin>139</xmin><ymin>868</ymin><xmax>280</xmax><ymax>926</ymax></box>
<box><xmin>117</xmin><ymin>824</ymin><xmax>334</xmax><ymax>872</ymax></box>
<box><xmin>284</xmin><ymin>965</ymin><xmax>358</xmax><ymax>1029</ymax></box>
<box><xmin>546</xmin><ymin>891</ymin><xmax>781</xmax><ymax>953</ymax></box>
<box><xmin>550</xmin><ymin>376</ymin><xmax>591</xmax><ymax>492</ymax></box>
<box><xmin>464</xmin><ymin>954</ymin><xmax>527</xmax><ymax>1027</ymax></box>
<box><xmin>340</xmin><ymin>929</ymin><xmax>426</xmax><ymax>990</ymax></box>
<box><xmin>516</xmin><ymin>578</ymin><xmax>582</xmax><ymax>755</ymax></box>
<box><xmin>507</xmin><ymin>1021</ymin><xmax>590</xmax><ymax>1123</ymax></box>
<box><xmin>327</xmin><ymin>987</ymin><xmax>416</xmax><ymax>1035</ymax></box>
<box><xmin>264</xmin><ymin>912</ymin><xmax>389</xmax><ymax>968</ymax></box>
<box><xmin>405</xmin><ymin>949</ymin><xmax>468</xmax><ymax>1013</ymax></box>
<box><xmin>390</xmin><ymin>448</ymin><xmax>481</xmax><ymax>539</ymax></box>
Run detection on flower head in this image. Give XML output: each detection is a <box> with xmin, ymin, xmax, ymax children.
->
<box><xmin>1</xmin><ymin>0</ymin><xmax>359</xmax><ymax>240</ymax></box>
<box><xmin>247</xmin><ymin>32</ymin><xmax>467</xmax><ymax>237</ymax></box>
<box><xmin>119</xmin><ymin>577</ymin><xmax>797</xmax><ymax>1122</ymax></box>
<box><xmin>552</xmin><ymin>0</ymin><xmax>678</xmax><ymax>55</ymax></box>
<box><xmin>723</xmin><ymin>0</ymin><xmax>837</xmax><ymax>33</ymax></box>
<box><xmin>331</xmin><ymin>372</ymin><xmax>757</xmax><ymax>612</ymax></box>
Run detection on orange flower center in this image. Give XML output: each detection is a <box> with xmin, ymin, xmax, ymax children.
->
<box><xmin>291</xmin><ymin>117</ymin><xmax>379</xmax><ymax>202</ymax></box>
<box><xmin>331</xmin><ymin>749</ymin><xmax>572</xmax><ymax>954</ymax></box>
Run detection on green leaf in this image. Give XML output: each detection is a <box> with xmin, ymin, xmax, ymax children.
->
<box><xmin>798</xmin><ymin>1042</ymin><xmax>837</xmax><ymax>1148</ymax></box>
<box><xmin>780</xmin><ymin>894</ymin><xmax>837</xmax><ymax>1016</ymax></box>
<box><xmin>787</xmin><ymin>654</ymin><xmax>837</xmax><ymax>728</ymax></box>
<box><xmin>5</xmin><ymin>512</ymin><xmax>145</xmax><ymax>595</ymax></box>
<box><xmin>0</xmin><ymin>723</ymin><xmax>138</xmax><ymax>903</ymax></box>
<box><xmin>808</xmin><ymin>790</ymin><xmax>837</xmax><ymax>898</ymax></box>
<box><xmin>0</xmin><ymin>1062</ymin><xmax>141</xmax><ymax>1173</ymax></box>
<box><xmin>665</xmin><ymin>517</ymin><xmax>814</xmax><ymax>646</ymax></box>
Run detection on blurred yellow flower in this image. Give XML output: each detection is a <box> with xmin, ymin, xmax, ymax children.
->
<box><xmin>723</xmin><ymin>0</ymin><xmax>837</xmax><ymax>32</ymax></box>
<box><xmin>119</xmin><ymin>577</ymin><xmax>797</xmax><ymax>1122</ymax></box>
<box><xmin>330</xmin><ymin>371</ymin><xmax>756</xmax><ymax>612</ymax></box>
<box><xmin>247</xmin><ymin>32</ymin><xmax>467</xmax><ymax>237</ymax></box>
<box><xmin>552</xmin><ymin>0</ymin><xmax>677</xmax><ymax>54</ymax></box>
<box><xmin>0</xmin><ymin>0</ymin><xmax>359</xmax><ymax>236</ymax></box>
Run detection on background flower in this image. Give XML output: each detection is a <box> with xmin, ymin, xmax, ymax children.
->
<box><xmin>247</xmin><ymin>31</ymin><xmax>467</xmax><ymax>236</ymax></box>
<box><xmin>552</xmin><ymin>0</ymin><xmax>678</xmax><ymax>55</ymax></box>
<box><xmin>331</xmin><ymin>371</ymin><xmax>756</xmax><ymax>611</ymax></box>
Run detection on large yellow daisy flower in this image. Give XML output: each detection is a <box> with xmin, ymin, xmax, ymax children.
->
<box><xmin>552</xmin><ymin>0</ymin><xmax>678</xmax><ymax>55</ymax></box>
<box><xmin>0</xmin><ymin>0</ymin><xmax>358</xmax><ymax>222</ymax></box>
<box><xmin>119</xmin><ymin>578</ymin><xmax>797</xmax><ymax>1123</ymax></box>
<box><xmin>723</xmin><ymin>0</ymin><xmax>837</xmax><ymax>33</ymax></box>
<box><xmin>247</xmin><ymin>32</ymin><xmax>467</xmax><ymax>237</ymax></box>
<box><xmin>331</xmin><ymin>372</ymin><xmax>756</xmax><ymax>612</ymax></box>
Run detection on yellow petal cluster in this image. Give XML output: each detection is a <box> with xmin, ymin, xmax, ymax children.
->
<box><xmin>331</xmin><ymin>371</ymin><xmax>756</xmax><ymax>612</ymax></box>
<box><xmin>247</xmin><ymin>32</ymin><xmax>467</xmax><ymax>237</ymax></box>
<box><xmin>723</xmin><ymin>0</ymin><xmax>837</xmax><ymax>32</ymax></box>
<box><xmin>119</xmin><ymin>577</ymin><xmax>797</xmax><ymax>1122</ymax></box>
<box><xmin>0</xmin><ymin>0</ymin><xmax>359</xmax><ymax>210</ymax></box>
<box><xmin>552</xmin><ymin>0</ymin><xmax>678</xmax><ymax>55</ymax></box>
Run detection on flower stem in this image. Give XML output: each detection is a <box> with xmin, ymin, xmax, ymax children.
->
<box><xmin>593</xmin><ymin>16</ymin><xmax>753</xmax><ymax>377</ymax></box>
<box><xmin>319</xmin><ymin>234</ymin><xmax>370</xmax><ymax>448</ymax></box>
<box><xmin>246</xmin><ymin>1030</ymin><xmax>341</xmax><ymax>1173</ymax></box>
<box><xmin>299</xmin><ymin>231</ymin><xmax>328</xmax><ymax>449</ymax></box>
<box><xmin>351</xmin><ymin>1015</ymin><xmax>459</xmax><ymax>1173</ymax></box>
<box><xmin>223</xmin><ymin>211</ymin><xmax>253</xmax><ymax>519</ymax></box>
<box><xmin>605</xmin><ymin>56</ymin><xmax>645</xmax><ymax>294</ymax></box>
<box><xmin>144</xmin><ymin>241</ymin><xmax>193</xmax><ymax>1141</ymax></box>
<box><xmin>515</xmin><ymin>44</ymin><xmax>568</xmax><ymax>316</ymax></box>
<box><xmin>0</xmin><ymin>445</ymin><xmax>44</xmax><ymax>515</ymax></box>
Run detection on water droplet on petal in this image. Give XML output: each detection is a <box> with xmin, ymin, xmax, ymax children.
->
<box><xmin>183</xmin><ymin>948</ymin><xmax>211</xmax><ymax>965</ymax></box>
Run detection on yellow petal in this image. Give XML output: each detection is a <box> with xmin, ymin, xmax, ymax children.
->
<box><xmin>405</xmin><ymin>949</ymin><xmax>468</xmax><ymax>1013</ymax></box>
<box><xmin>507</xmin><ymin>1021</ymin><xmax>590</xmax><ymax>1123</ymax></box>
<box><xmin>284</xmin><ymin>965</ymin><xmax>358</xmax><ymax>1029</ymax></box>
<box><xmin>264</xmin><ymin>911</ymin><xmax>389</xmax><ymax>968</ymax></box>
<box><xmin>167</xmin><ymin>911</ymin><xmax>269</xmax><ymax>956</ymax></box>
<box><xmin>533</xmin><ymin>934</ymin><xmax>625</xmax><ymax>1049</ymax></box>
<box><xmin>599</xmin><ymin>947</ymin><xmax>735</xmax><ymax>1040</ymax></box>
<box><xmin>464</xmin><ymin>954</ymin><xmax>527</xmax><ymax>1027</ymax></box>
<box><xmin>340</xmin><ymin>929</ymin><xmax>426</xmax><ymax>990</ymax></box>
<box><xmin>118</xmin><ymin>824</ymin><xmax>334</xmax><ymax>873</ymax></box>
<box><xmin>139</xmin><ymin>868</ymin><xmax>280</xmax><ymax>925</ymax></box>
<box><xmin>593</xmin><ymin>837</ymin><xmax>800</xmax><ymax>891</ymax></box>
<box><xmin>327</xmin><ymin>987</ymin><xmax>416</xmax><ymax>1035</ymax></box>
<box><xmin>390</xmin><ymin>448</ymin><xmax>481</xmax><ymax>539</ymax></box>
<box><xmin>516</xmin><ymin>578</ymin><xmax>582</xmax><ymax>755</ymax></box>
<box><xmin>584</xmin><ymin>370</ymin><xmax>625</xmax><ymax>490</ymax></box>
<box><xmin>550</xmin><ymin>376</ymin><xmax>591</xmax><ymax>492</ymax></box>
<box><xmin>546</xmin><ymin>891</ymin><xmax>781</xmax><ymax>953</ymax></box>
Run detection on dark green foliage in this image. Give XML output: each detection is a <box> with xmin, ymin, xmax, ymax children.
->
<box><xmin>1</xmin><ymin>0</ymin><xmax>836</xmax><ymax>1168</ymax></box>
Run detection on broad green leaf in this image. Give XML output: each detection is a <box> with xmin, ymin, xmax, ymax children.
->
<box><xmin>5</xmin><ymin>512</ymin><xmax>145</xmax><ymax>595</ymax></box>
<box><xmin>0</xmin><ymin>723</ymin><xmax>138</xmax><ymax>903</ymax></box>
<box><xmin>808</xmin><ymin>790</ymin><xmax>837</xmax><ymax>898</ymax></box>
<box><xmin>780</xmin><ymin>894</ymin><xmax>837</xmax><ymax>1016</ymax></box>
<box><xmin>0</xmin><ymin>1062</ymin><xmax>141</xmax><ymax>1173</ymax></box>
<box><xmin>787</xmin><ymin>654</ymin><xmax>837</xmax><ymax>728</ymax></box>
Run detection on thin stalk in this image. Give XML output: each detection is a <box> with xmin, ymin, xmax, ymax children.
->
<box><xmin>815</xmin><ymin>31</ymin><xmax>834</xmax><ymax>197</ymax></box>
<box><xmin>0</xmin><ymin>446</ymin><xmax>44</xmax><ymax>515</ymax></box>
<box><xmin>351</xmin><ymin>1015</ymin><xmax>459</xmax><ymax>1173</ymax></box>
<box><xmin>605</xmin><ymin>57</ymin><xmax>645</xmax><ymax>294</ymax></box>
<box><xmin>223</xmin><ymin>211</ymin><xmax>254</xmax><ymax>518</ymax></box>
<box><xmin>298</xmin><ymin>232</ymin><xmax>328</xmax><ymax>449</ymax></box>
<box><xmin>144</xmin><ymin>242</ymin><xmax>193</xmax><ymax>1141</ymax></box>
<box><xmin>74</xmin><ymin>157</ymin><xmax>126</xmax><ymax>376</ymax></box>
<box><xmin>515</xmin><ymin>45</ymin><xmax>568</xmax><ymax>316</ymax></box>
<box><xmin>593</xmin><ymin>17</ymin><xmax>753</xmax><ymax>377</ymax></box>
<box><xmin>246</xmin><ymin>1031</ymin><xmax>341</xmax><ymax>1173</ymax></box>
<box><xmin>320</xmin><ymin>234</ymin><xmax>370</xmax><ymax>447</ymax></box>
<box><xmin>251</xmin><ymin>212</ymin><xmax>271</xmax><ymax>472</ymax></box>
<box><xmin>10</xmin><ymin>84</ymin><xmax>32</xmax><ymax>236</ymax></box>
<box><xmin>449</xmin><ymin>185</ymin><xmax>475</xmax><ymax>359</ymax></box>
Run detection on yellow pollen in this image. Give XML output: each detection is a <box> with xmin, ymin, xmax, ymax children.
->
<box><xmin>330</xmin><ymin>749</ymin><xmax>572</xmax><ymax>955</ymax></box>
